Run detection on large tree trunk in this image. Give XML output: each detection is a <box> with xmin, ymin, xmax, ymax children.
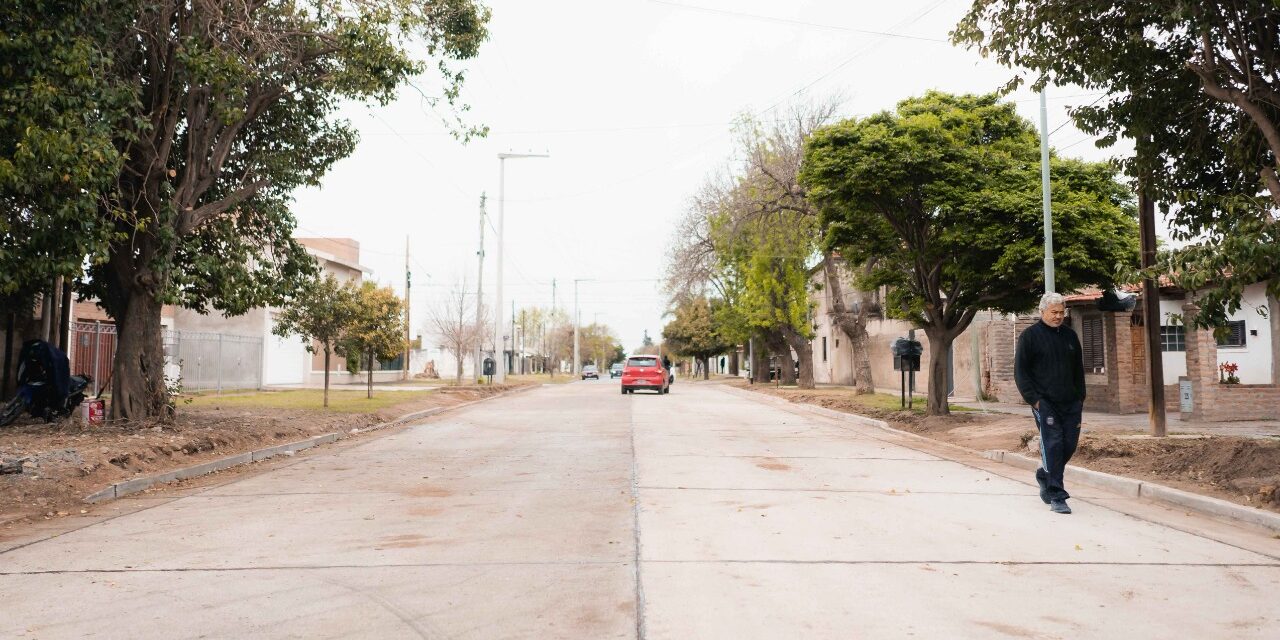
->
<box><xmin>766</xmin><ymin>331</ymin><xmax>797</xmax><ymax>385</ymax></box>
<box><xmin>822</xmin><ymin>254</ymin><xmax>874</xmax><ymax>394</ymax></box>
<box><xmin>323</xmin><ymin>348</ymin><xmax>331</xmax><ymax>408</ymax></box>
<box><xmin>779</xmin><ymin>324</ymin><xmax>815</xmax><ymax>389</ymax></box>
<box><xmin>703</xmin><ymin>357</ymin><xmax>710</xmax><ymax>380</ymax></box>
<box><xmin>729</xmin><ymin>349</ymin><xmax>739</xmax><ymax>376</ymax></box>
<box><xmin>1270</xmin><ymin>292</ymin><xmax>1280</xmax><ymax>384</ymax></box>
<box><xmin>923</xmin><ymin>327</ymin><xmax>955</xmax><ymax>416</ymax></box>
<box><xmin>455</xmin><ymin>355</ymin><xmax>464</xmax><ymax>384</ymax></box>
<box><xmin>108</xmin><ymin>286</ymin><xmax>169</xmax><ymax>421</ymax></box>
<box><xmin>366</xmin><ymin>352</ymin><xmax>373</xmax><ymax>399</ymax></box>
<box><xmin>2</xmin><ymin>312</ymin><xmax>13</xmax><ymax>398</ymax></box>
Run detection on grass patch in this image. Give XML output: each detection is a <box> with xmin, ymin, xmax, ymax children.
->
<box><xmin>186</xmin><ymin>389</ymin><xmax>434</xmax><ymax>413</ymax></box>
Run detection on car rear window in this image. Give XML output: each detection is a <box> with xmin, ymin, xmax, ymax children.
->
<box><xmin>627</xmin><ymin>357</ymin><xmax>657</xmax><ymax>367</ymax></box>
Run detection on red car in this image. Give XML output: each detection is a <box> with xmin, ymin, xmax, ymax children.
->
<box><xmin>620</xmin><ymin>355</ymin><xmax>669</xmax><ymax>395</ymax></box>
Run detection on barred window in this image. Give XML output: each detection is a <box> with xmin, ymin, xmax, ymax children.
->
<box><xmin>1217</xmin><ymin>320</ymin><xmax>1247</xmax><ymax>348</ymax></box>
<box><xmin>1081</xmin><ymin>316</ymin><xmax>1105</xmax><ymax>373</ymax></box>
<box><xmin>1160</xmin><ymin>325</ymin><xmax>1186</xmax><ymax>352</ymax></box>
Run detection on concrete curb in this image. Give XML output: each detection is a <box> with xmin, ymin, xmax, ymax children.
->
<box><xmin>722</xmin><ymin>385</ymin><xmax>1280</xmax><ymax>533</ymax></box>
<box><xmin>84</xmin><ymin>384</ymin><xmax>538</xmax><ymax>504</ymax></box>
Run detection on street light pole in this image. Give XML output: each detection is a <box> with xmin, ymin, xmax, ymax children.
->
<box><xmin>1039</xmin><ymin>90</ymin><xmax>1056</xmax><ymax>293</ymax></box>
<box><xmin>473</xmin><ymin>193</ymin><xmax>486</xmax><ymax>383</ymax></box>
<box><xmin>493</xmin><ymin>151</ymin><xmax>548</xmax><ymax>384</ymax></box>
<box><xmin>573</xmin><ymin>278</ymin><xmax>594</xmax><ymax>376</ymax></box>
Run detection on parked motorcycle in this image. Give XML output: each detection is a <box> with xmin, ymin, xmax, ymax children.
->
<box><xmin>0</xmin><ymin>339</ymin><xmax>92</xmax><ymax>427</ymax></box>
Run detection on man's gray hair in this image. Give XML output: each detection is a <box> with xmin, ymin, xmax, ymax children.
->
<box><xmin>1038</xmin><ymin>292</ymin><xmax>1066</xmax><ymax>311</ymax></box>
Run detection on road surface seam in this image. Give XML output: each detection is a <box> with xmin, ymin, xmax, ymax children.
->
<box><xmin>8</xmin><ymin>559</ymin><xmax>1276</xmax><ymax>577</ymax></box>
<box><xmin>0</xmin><ymin>560</ymin><xmax>633</xmax><ymax>576</ymax></box>
<box><xmin>642</xmin><ymin>559</ymin><xmax>1280</xmax><ymax>567</ymax></box>
<box><xmin>721</xmin><ymin>386</ymin><xmax>1280</xmax><ymax>562</ymax></box>
<box><xmin>628</xmin><ymin>392</ymin><xmax>648</xmax><ymax>640</ymax></box>
<box><xmin>637</xmin><ymin>486</ymin><xmax>1037</xmax><ymax>496</ymax></box>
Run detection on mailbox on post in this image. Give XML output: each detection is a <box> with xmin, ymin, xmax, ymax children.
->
<box><xmin>482</xmin><ymin>357</ymin><xmax>495</xmax><ymax>384</ymax></box>
<box><xmin>891</xmin><ymin>338</ymin><xmax>923</xmax><ymax>372</ymax></box>
<box><xmin>891</xmin><ymin>338</ymin><xmax>923</xmax><ymax>409</ymax></box>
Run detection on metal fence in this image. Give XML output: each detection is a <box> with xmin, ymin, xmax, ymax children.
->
<box><xmin>69</xmin><ymin>323</ymin><xmax>264</xmax><ymax>394</ymax></box>
<box><xmin>165</xmin><ymin>330</ymin><xmax>263</xmax><ymax>392</ymax></box>
<box><xmin>70</xmin><ymin>322</ymin><xmax>116</xmax><ymax>396</ymax></box>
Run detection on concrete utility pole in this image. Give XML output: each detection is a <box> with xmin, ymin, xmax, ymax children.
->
<box><xmin>1039</xmin><ymin>90</ymin><xmax>1056</xmax><ymax>293</ymax></box>
<box><xmin>473</xmin><ymin>193</ymin><xmax>486</xmax><ymax>383</ymax></box>
<box><xmin>511</xmin><ymin>300</ymin><xmax>516</xmax><ymax>377</ymax></box>
<box><xmin>1138</xmin><ymin>187</ymin><xmax>1167</xmax><ymax>437</ymax></box>
<box><xmin>404</xmin><ymin>235</ymin><xmax>410</xmax><ymax>380</ymax></box>
<box><xmin>550</xmin><ymin>279</ymin><xmax>556</xmax><ymax>375</ymax></box>
<box><xmin>573</xmin><ymin>278</ymin><xmax>593</xmax><ymax>376</ymax></box>
<box><xmin>493</xmin><ymin>151</ymin><xmax>549</xmax><ymax>384</ymax></box>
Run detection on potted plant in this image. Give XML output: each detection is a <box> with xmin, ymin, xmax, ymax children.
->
<box><xmin>1219</xmin><ymin>361</ymin><xmax>1241</xmax><ymax>384</ymax></box>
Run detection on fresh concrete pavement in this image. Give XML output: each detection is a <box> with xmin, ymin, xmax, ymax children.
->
<box><xmin>2</xmin><ymin>382</ymin><xmax>1278</xmax><ymax>638</ymax></box>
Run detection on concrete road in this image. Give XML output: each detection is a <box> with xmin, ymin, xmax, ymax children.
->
<box><xmin>2</xmin><ymin>381</ymin><xmax>1278</xmax><ymax>639</ymax></box>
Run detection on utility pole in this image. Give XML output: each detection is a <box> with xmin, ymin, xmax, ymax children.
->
<box><xmin>511</xmin><ymin>300</ymin><xmax>516</xmax><ymax>377</ymax></box>
<box><xmin>572</xmin><ymin>278</ymin><xmax>593</xmax><ymax>376</ymax></box>
<box><xmin>1039</xmin><ymin>90</ymin><xmax>1056</xmax><ymax>292</ymax></box>
<box><xmin>404</xmin><ymin>235</ymin><xmax>410</xmax><ymax>380</ymax></box>
<box><xmin>493</xmin><ymin>152</ymin><xmax>550</xmax><ymax>384</ymax></box>
<box><xmin>574</xmin><ymin>280</ymin><xmax>580</xmax><ymax>376</ymax></box>
<box><xmin>547</xmin><ymin>279</ymin><xmax>556</xmax><ymax>376</ymax></box>
<box><xmin>473</xmin><ymin>193</ymin><xmax>486</xmax><ymax>383</ymax></box>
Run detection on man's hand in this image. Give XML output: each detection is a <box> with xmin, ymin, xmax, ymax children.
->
<box><xmin>1034</xmin><ymin>401</ymin><xmax>1040</xmax><ymax>410</ymax></box>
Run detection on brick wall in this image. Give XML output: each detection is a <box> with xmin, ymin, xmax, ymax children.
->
<box><xmin>1182</xmin><ymin>302</ymin><xmax>1280</xmax><ymax>421</ymax></box>
<box><xmin>984</xmin><ymin>315</ymin><xmax>1037</xmax><ymax>402</ymax></box>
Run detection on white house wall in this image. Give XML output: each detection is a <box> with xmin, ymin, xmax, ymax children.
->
<box><xmin>1155</xmin><ymin>284</ymin><xmax>1274</xmax><ymax>385</ymax></box>
<box><xmin>264</xmin><ymin>311</ymin><xmax>308</xmax><ymax>386</ymax></box>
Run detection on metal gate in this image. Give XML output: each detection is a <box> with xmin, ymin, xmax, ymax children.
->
<box><xmin>70</xmin><ymin>321</ymin><xmax>116</xmax><ymax>396</ymax></box>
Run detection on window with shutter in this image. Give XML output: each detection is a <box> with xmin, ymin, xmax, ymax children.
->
<box><xmin>1081</xmin><ymin>316</ymin><xmax>1105</xmax><ymax>373</ymax></box>
<box><xmin>1217</xmin><ymin>320</ymin><xmax>1247</xmax><ymax>347</ymax></box>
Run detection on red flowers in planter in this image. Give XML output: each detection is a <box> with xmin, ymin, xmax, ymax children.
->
<box><xmin>1219</xmin><ymin>361</ymin><xmax>1241</xmax><ymax>384</ymax></box>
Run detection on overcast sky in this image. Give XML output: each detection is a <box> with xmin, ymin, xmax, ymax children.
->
<box><xmin>292</xmin><ymin>0</ymin><xmax>1134</xmax><ymax>354</ymax></box>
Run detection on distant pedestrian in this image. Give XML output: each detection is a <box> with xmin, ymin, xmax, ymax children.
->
<box><xmin>1014</xmin><ymin>292</ymin><xmax>1086</xmax><ymax>515</ymax></box>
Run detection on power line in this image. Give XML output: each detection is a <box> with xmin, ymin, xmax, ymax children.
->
<box><xmin>649</xmin><ymin>0</ymin><xmax>950</xmax><ymax>43</ymax></box>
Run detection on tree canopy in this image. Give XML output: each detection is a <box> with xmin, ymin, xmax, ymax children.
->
<box><xmin>953</xmin><ymin>1</ymin><xmax>1280</xmax><ymax>328</ymax></box>
<box><xmin>662</xmin><ymin>296</ymin><xmax>734</xmax><ymax>379</ymax></box>
<box><xmin>5</xmin><ymin>0</ymin><xmax>491</xmax><ymax>420</ymax></box>
<box><xmin>0</xmin><ymin>1</ymin><xmax>130</xmax><ymax>303</ymax></box>
<box><xmin>342</xmin><ymin>282</ymin><xmax>407</xmax><ymax>399</ymax></box>
<box><xmin>801</xmin><ymin>91</ymin><xmax>1140</xmax><ymax>414</ymax></box>
<box><xmin>271</xmin><ymin>274</ymin><xmax>358</xmax><ymax>407</ymax></box>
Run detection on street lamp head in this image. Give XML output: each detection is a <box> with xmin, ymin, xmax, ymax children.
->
<box><xmin>498</xmin><ymin>151</ymin><xmax>550</xmax><ymax>159</ymax></box>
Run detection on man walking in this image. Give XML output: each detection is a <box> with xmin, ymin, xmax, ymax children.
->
<box><xmin>1014</xmin><ymin>292</ymin><xmax>1086</xmax><ymax>514</ymax></box>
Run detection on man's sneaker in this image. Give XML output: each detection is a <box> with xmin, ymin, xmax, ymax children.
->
<box><xmin>1050</xmin><ymin>500</ymin><xmax>1072</xmax><ymax>514</ymax></box>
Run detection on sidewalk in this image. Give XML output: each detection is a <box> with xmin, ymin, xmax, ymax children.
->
<box><xmin>872</xmin><ymin>385</ymin><xmax>1280</xmax><ymax>438</ymax></box>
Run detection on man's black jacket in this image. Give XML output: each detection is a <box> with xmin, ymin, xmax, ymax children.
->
<box><xmin>1013</xmin><ymin>320</ymin><xmax>1086</xmax><ymax>407</ymax></box>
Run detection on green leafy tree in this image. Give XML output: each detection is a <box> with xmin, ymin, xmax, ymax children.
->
<box><xmin>19</xmin><ymin>1</ymin><xmax>492</xmax><ymax>421</ymax></box>
<box><xmin>801</xmin><ymin>91</ymin><xmax>1139</xmax><ymax>415</ymax></box>
<box><xmin>0</xmin><ymin>1</ymin><xmax>130</xmax><ymax>308</ymax></box>
<box><xmin>953</xmin><ymin>1</ymin><xmax>1280</xmax><ymax>329</ymax></box>
<box><xmin>662</xmin><ymin>296</ymin><xmax>734</xmax><ymax>380</ymax></box>
<box><xmin>271</xmin><ymin>275</ymin><xmax>357</xmax><ymax>408</ymax></box>
<box><xmin>737</xmin><ymin>215</ymin><xmax>817</xmax><ymax>388</ymax></box>
<box><xmin>342</xmin><ymin>282</ymin><xmax>407</xmax><ymax>399</ymax></box>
